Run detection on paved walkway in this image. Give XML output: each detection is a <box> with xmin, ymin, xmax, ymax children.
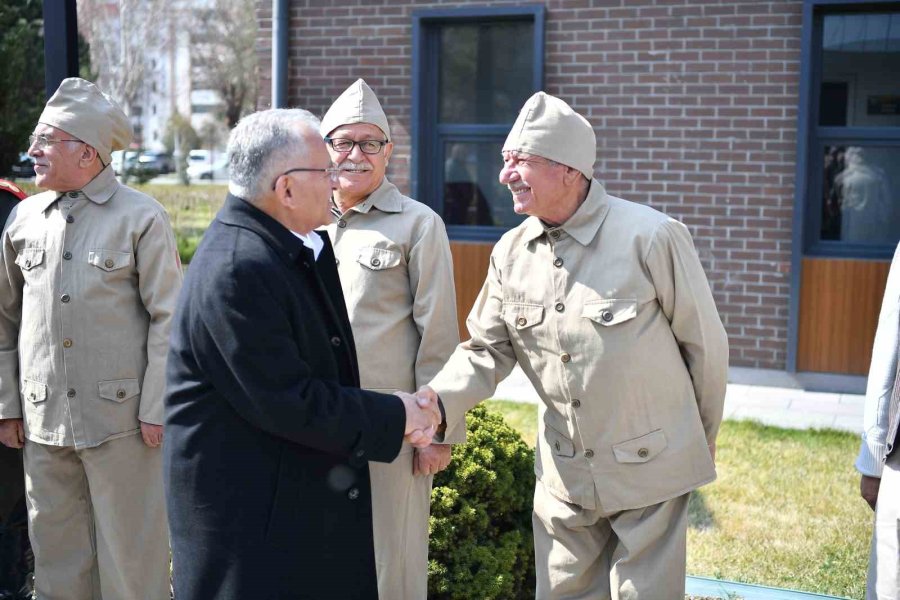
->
<box><xmin>492</xmin><ymin>366</ymin><xmax>866</xmax><ymax>433</ymax></box>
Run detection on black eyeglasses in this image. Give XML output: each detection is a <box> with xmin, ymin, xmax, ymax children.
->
<box><xmin>271</xmin><ymin>166</ymin><xmax>341</xmax><ymax>190</ymax></box>
<box><xmin>324</xmin><ymin>137</ymin><xmax>389</xmax><ymax>154</ymax></box>
<box><xmin>28</xmin><ymin>134</ymin><xmax>83</xmax><ymax>150</ymax></box>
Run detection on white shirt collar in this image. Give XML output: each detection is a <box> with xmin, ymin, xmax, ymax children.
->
<box><xmin>292</xmin><ymin>231</ymin><xmax>324</xmax><ymax>260</ymax></box>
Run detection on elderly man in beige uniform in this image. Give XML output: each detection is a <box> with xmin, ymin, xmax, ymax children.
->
<box><xmin>0</xmin><ymin>78</ymin><xmax>181</xmax><ymax>599</ymax></box>
<box><xmin>320</xmin><ymin>79</ymin><xmax>461</xmax><ymax>599</ymax></box>
<box><xmin>420</xmin><ymin>92</ymin><xmax>729</xmax><ymax>600</ymax></box>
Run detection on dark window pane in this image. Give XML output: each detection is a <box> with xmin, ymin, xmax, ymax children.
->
<box><xmin>820</xmin><ymin>12</ymin><xmax>900</xmax><ymax>127</ymax></box>
<box><xmin>822</xmin><ymin>145</ymin><xmax>900</xmax><ymax>244</ymax></box>
<box><xmin>439</xmin><ymin>21</ymin><xmax>534</xmax><ymax>124</ymax></box>
<box><xmin>443</xmin><ymin>141</ymin><xmax>525</xmax><ymax>228</ymax></box>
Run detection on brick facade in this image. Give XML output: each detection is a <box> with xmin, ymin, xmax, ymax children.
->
<box><xmin>257</xmin><ymin>0</ymin><xmax>804</xmax><ymax>370</ymax></box>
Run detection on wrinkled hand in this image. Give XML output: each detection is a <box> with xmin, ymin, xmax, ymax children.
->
<box><xmin>395</xmin><ymin>392</ymin><xmax>440</xmax><ymax>448</ymax></box>
<box><xmin>140</xmin><ymin>422</ymin><xmax>163</xmax><ymax>448</ymax></box>
<box><xmin>860</xmin><ymin>474</ymin><xmax>881</xmax><ymax>511</ymax></box>
<box><xmin>0</xmin><ymin>418</ymin><xmax>24</xmax><ymax>449</ymax></box>
<box><xmin>413</xmin><ymin>444</ymin><xmax>452</xmax><ymax>476</ymax></box>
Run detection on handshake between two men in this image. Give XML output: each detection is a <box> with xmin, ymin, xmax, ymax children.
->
<box><xmin>395</xmin><ymin>386</ymin><xmax>442</xmax><ymax>448</ymax></box>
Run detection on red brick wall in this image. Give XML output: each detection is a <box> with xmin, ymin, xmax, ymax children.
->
<box><xmin>257</xmin><ymin>0</ymin><xmax>804</xmax><ymax>370</ymax></box>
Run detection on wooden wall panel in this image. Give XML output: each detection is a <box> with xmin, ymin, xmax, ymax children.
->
<box><xmin>797</xmin><ymin>257</ymin><xmax>891</xmax><ymax>374</ymax></box>
<box><xmin>450</xmin><ymin>241</ymin><xmax>494</xmax><ymax>341</ymax></box>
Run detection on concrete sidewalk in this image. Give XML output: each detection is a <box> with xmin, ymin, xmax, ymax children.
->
<box><xmin>491</xmin><ymin>366</ymin><xmax>866</xmax><ymax>433</ymax></box>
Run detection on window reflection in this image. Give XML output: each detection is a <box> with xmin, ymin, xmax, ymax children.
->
<box><xmin>442</xmin><ymin>142</ymin><xmax>524</xmax><ymax>228</ymax></box>
<box><xmin>822</xmin><ymin>145</ymin><xmax>900</xmax><ymax>244</ymax></box>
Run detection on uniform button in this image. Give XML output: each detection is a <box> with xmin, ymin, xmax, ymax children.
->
<box><xmin>337</xmin><ymin>219</ymin><xmax>347</xmax><ymax>228</ymax></box>
<box><xmin>330</xmin><ymin>336</ymin><xmax>341</xmax><ymax>347</ymax></box>
<box><xmin>601</xmin><ymin>310</ymin><xmax>614</xmax><ymax>323</ymax></box>
<box><xmin>550</xmin><ymin>230</ymin><xmax>560</xmax><ymax>239</ymax></box>
<box><xmin>584</xmin><ymin>449</ymin><xmax>594</xmax><ymax>459</ymax></box>
<box><xmin>555</xmin><ymin>302</ymin><xmax>565</xmax><ymax>312</ymax></box>
<box><xmin>63</xmin><ymin>251</ymin><xmax>72</xmax><ymax>260</ymax></box>
<box><xmin>62</xmin><ymin>338</ymin><xmax>73</xmax><ymax>348</ymax></box>
<box><xmin>60</xmin><ymin>294</ymin><xmax>70</xmax><ymax>303</ymax></box>
<box><xmin>638</xmin><ymin>448</ymin><xmax>649</xmax><ymax>458</ymax></box>
<box><xmin>116</xmin><ymin>388</ymin><xmax>126</xmax><ymax>399</ymax></box>
<box><xmin>571</xmin><ymin>399</ymin><xmax>581</xmax><ymax>408</ymax></box>
<box><xmin>370</xmin><ymin>258</ymin><xmax>381</xmax><ymax>267</ymax></box>
<box><xmin>66</xmin><ymin>388</ymin><xmax>76</xmax><ymax>398</ymax></box>
<box><xmin>516</xmin><ymin>316</ymin><xmax>527</xmax><ymax>327</ymax></box>
<box><xmin>65</xmin><ymin>215</ymin><xmax>74</xmax><ymax>223</ymax></box>
<box><xmin>24</xmin><ymin>259</ymin><xmax>31</xmax><ymax>268</ymax></box>
<box><xmin>347</xmin><ymin>487</ymin><xmax>360</xmax><ymax>500</ymax></box>
<box><xmin>67</xmin><ymin>191</ymin><xmax>79</xmax><ymax>198</ymax></box>
<box><xmin>560</xmin><ymin>353</ymin><xmax>571</xmax><ymax>363</ymax></box>
<box><xmin>104</xmin><ymin>258</ymin><xmax>114</xmax><ymax>268</ymax></box>
<box><xmin>554</xmin><ymin>441</ymin><xmax>560</xmax><ymax>451</ymax></box>
<box><xmin>553</xmin><ymin>257</ymin><xmax>564</xmax><ymax>268</ymax></box>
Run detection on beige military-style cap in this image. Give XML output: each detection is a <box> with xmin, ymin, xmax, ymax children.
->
<box><xmin>502</xmin><ymin>92</ymin><xmax>596</xmax><ymax>180</ymax></box>
<box><xmin>320</xmin><ymin>79</ymin><xmax>391</xmax><ymax>140</ymax></box>
<box><xmin>38</xmin><ymin>77</ymin><xmax>132</xmax><ymax>165</ymax></box>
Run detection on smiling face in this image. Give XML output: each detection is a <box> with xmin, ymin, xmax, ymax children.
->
<box><xmin>28</xmin><ymin>124</ymin><xmax>91</xmax><ymax>192</ymax></box>
<box><xmin>498</xmin><ymin>150</ymin><xmax>569</xmax><ymax>221</ymax></box>
<box><xmin>326</xmin><ymin>122</ymin><xmax>392</xmax><ymax>209</ymax></box>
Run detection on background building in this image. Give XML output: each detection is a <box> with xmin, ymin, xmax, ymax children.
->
<box><xmin>257</xmin><ymin>0</ymin><xmax>900</xmax><ymax>387</ymax></box>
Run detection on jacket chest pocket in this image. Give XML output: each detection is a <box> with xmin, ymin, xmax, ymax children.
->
<box><xmin>88</xmin><ymin>249</ymin><xmax>133</xmax><ymax>278</ymax></box>
<box><xmin>15</xmin><ymin>247</ymin><xmax>45</xmax><ymax>279</ymax></box>
<box><xmin>356</xmin><ymin>246</ymin><xmax>401</xmax><ymax>271</ymax></box>
<box><xmin>21</xmin><ymin>379</ymin><xmax>47</xmax><ymax>404</ymax></box>
<box><xmin>582</xmin><ymin>298</ymin><xmax>637</xmax><ymax>327</ymax></box>
<box><xmin>501</xmin><ymin>302</ymin><xmax>545</xmax><ymax>334</ymax></box>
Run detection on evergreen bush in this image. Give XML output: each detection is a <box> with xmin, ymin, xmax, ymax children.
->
<box><xmin>428</xmin><ymin>405</ymin><xmax>536</xmax><ymax>600</ymax></box>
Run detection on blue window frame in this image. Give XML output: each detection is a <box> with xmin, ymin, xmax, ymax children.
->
<box><xmin>412</xmin><ymin>5</ymin><xmax>545</xmax><ymax>242</ymax></box>
<box><xmin>796</xmin><ymin>0</ymin><xmax>900</xmax><ymax>260</ymax></box>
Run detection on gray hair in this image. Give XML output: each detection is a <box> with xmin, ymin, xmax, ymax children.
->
<box><xmin>227</xmin><ymin>108</ymin><xmax>322</xmax><ymax>202</ymax></box>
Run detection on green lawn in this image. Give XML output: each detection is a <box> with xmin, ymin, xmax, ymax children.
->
<box><xmin>484</xmin><ymin>400</ymin><xmax>871</xmax><ymax>600</ymax></box>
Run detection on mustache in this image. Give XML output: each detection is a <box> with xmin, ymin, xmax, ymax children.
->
<box><xmin>336</xmin><ymin>161</ymin><xmax>372</xmax><ymax>172</ymax></box>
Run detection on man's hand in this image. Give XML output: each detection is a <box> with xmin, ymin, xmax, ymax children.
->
<box><xmin>860</xmin><ymin>474</ymin><xmax>881</xmax><ymax>511</ymax></box>
<box><xmin>0</xmin><ymin>418</ymin><xmax>24</xmax><ymax>449</ymax></box>
<box><xmin>140</xmin><ymin>421</ymin><xmax>163</xmax><ymax>448</ymax></box>
<box><xmin>395</xmin><ymin>392</ymin><xmax>440</xmax><ymax>448</ymax></box>
<box><xmin>413</xmin><ymin>444</ymin><xmax>452</xmax><ymax>476</ymax></box>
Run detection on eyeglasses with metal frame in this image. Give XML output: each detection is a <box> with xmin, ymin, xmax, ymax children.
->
<box><xmin>28</xmin><ymin>134</ymin><xmax>84</xmax><ymax>150</ymax></box>
<box><xmin>324</xmin><ymin>137</ymin><xmax>389</xmax><ymax>155</ymax></box>
<box><xmin>271</xmin><ymin>166</ymin><xmax>341</xmax><ymax>190</ymax></box>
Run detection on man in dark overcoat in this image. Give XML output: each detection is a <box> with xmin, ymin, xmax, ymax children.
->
<box><xmin>164</xmin><ymin>108</ymin><xmax>441</xmax><ymax>600</ymax></box>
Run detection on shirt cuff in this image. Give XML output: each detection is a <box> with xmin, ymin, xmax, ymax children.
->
<box><xmin>855</xmin><ymin>439</ymin><xmax>886</xmax><ymax>478</ymax></box>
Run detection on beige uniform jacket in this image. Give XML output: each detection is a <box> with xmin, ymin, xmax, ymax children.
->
<box><xmin>430</xmin><ymin>180</ymin><xmax>729</xmax><ymax>512</ymax></box>
<box><xmin>0</xmin><ymin>166</ymin><xmax>183</xmax><ymax>448</ymax></box>
<box><xmin>324</xmin><ymin>179</ymin><xmax>460</xmax><ymax>410</ymax></box>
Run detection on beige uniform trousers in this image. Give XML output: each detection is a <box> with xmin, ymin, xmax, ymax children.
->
<box><xmin>24</xmin><ymin>433</ymin><xmax>169</xmax><ymax>600</ymax></box>
<box><xmin>533</xmin><ymin>480</ymin><xmax>689</xmax><ymax>600</ymax></box>
<box><xmin>370</xmin><ymin>443</ymin><xmax>433</xmax><ymax>600</ymax></box>
<box><xmin>868</xmin><ymin>450</ymin><xmax>900</xmax><ymax>600</ymax></box>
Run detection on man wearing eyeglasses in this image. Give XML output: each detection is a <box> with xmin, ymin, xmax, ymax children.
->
<box><xmin>320</xmin><ymin>79</ymin><xmax>460</xmax><ymax>599</ymax></box>
<box><xmin>0</xmin><ymin>78</ymin><xmax>182</xmax><ymax>599</ymax></box>
<box><xmin>419</xmin><ymin>92</ymin><xmax>729</xmax><ymax>599</ymax></box>
<box><xmin>164</xmin><ymin>107</ymin><xmax>442</xmax><ymax>600</ymax></box>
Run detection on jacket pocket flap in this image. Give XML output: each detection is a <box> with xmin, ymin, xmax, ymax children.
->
<box><xmin>15</xmin><ymin>248</ymin><xmax>44</xmax><ymax>271</ymax></box>
<box><xmin>613</xmin><ymin>429</ymin><xmax>667</xmax><ymax>464</ymax></box>
<box><xmin>98</xmin><ymin>379</ymin><xmax>140</xmax><ymax>403</ymax></box>
<box><xmin>356</xmin><ymin>246</ymin><xmax>401</xmax><ymax>270</ymax></box>
<box><xmin>544</xmin><ymin>425</ymin><xmax>575</xmax><ymax>458</ymax></box>
<box><xmin>501</xmin><ymin>303</ymin><xmax>545</xmax><ymax>330</ymax></box>
<box><xmin>88</xmin><ymin>250</ymin><xmax>132</xmax><ymax>272</ymax></box>
<box><xmin>22</xmin><ymin>379</ymin><xmax>47</xmax><ymax>404</ymax></box>
<box><xmin>582</xmin><ymin>298</ymin><xmax>637</xmax><ymax>326</ymax></box>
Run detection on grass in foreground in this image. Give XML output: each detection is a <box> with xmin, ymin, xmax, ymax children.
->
<box><xmin>484</xmin><ymin>400</ymin><xmax>870</xmax><ymax>600</ymax></box>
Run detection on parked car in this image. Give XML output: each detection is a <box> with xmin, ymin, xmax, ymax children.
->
<box><xmin>0</xmin><ymin>179</ymin><xmax>33</xmax><ymax>600</ymax></box>
<box><xmin>187</xmin><ymin>156</ymin><xmax>229</xmax><ymax>181</ymax></box>
<box><xmin>8</xmin><ymin>154</ymin><xmax>34</xmax><ymax>179</ymax></box>
<box><xmin>111</xmin><ymin>150</ymin><xmax>140</xmax><ymax>176</ymax></box>
<box><xmin>137</xmin><ymin>151</ymin><xmax>174</xmax><ymax>174</ymax></box>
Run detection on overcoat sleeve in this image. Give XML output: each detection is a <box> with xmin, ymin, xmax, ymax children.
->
<box><xmin>0</xmin><ymin>219</ymin><xmax>22</xmax><ymax>419</ymax></box>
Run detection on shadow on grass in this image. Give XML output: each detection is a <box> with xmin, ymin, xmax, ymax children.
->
<box><xmin>689</xmin><ymin>490</ymin><xmax>716</xmax><ymax>532</ymax></box>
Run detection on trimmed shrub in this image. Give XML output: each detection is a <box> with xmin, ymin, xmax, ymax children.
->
<box><xmin>428</xmin><ymin>405</ymin><xmax>536</xmax><ymax>600</ymax></box>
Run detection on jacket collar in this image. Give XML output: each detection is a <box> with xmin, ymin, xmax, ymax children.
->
<box><xmin>36</xmin><ymin>164</ymin><xmax>120</xmax><ymax>213</ymax></box>
<box><xmin>216</xmin><ymin>193</ymin><xmax>309</xmax><ymax>264</ymax></box>
<box><xmin>339</xmin><ymin>178</ymin><xmax>402</xmax><ymax>215</ymax></box>
<box><xmin>521</xmin><ymin>179</ymin><xmax>610</xmax><ymax>246</ymax></box>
